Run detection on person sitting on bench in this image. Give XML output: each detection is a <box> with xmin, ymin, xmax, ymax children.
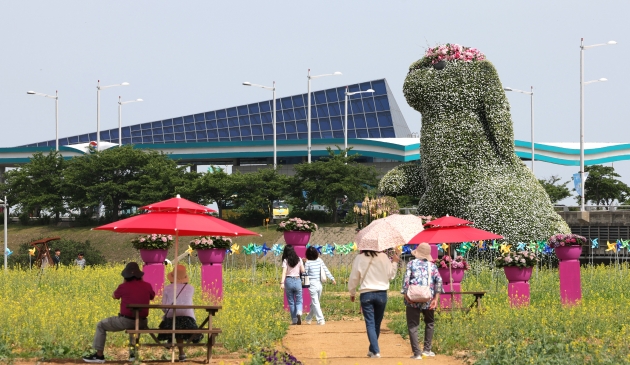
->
<box><xmin>83</xmin><ymin>262</ymin><xmax>155</xmax><ymax>363</ymax></box>
<box><xmin>157</xmin><ymin>265</ymin><xmax>202</xmax><ymax>362</ymax></box>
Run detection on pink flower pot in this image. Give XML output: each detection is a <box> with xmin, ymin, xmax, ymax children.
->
<box><xmin>283</xmin><ymin>231</ymin><xmax>311</xmax><ymax>246</ymax></box>
<box><xmin>438</xmin><ymin>267</ymin><xmax>465</xmax><ymax>284</ymax></box>
<box><xmin>139</xmin><ymin>249</ymin><xmax>168</xmax><ymax>264</ymax></box>
<box><xmin>555</xmin><ymin>246</ymin><xmax>582</xmax><ymax>261</ymax></box>
<box><xmin>503</xmin><ymin>266</ymin><xmax>533</xmax><ymax>282</ymax></box>
<box><xmin>197</xmin><ymin>248</ymin><xmax>226</xmax><ymax>265</ymax></box>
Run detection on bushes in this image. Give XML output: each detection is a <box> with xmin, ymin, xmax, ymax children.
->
<box><xmin>288</xmin><ymin>209</ymin><xmax>330</xmax><ymax>224</ymax></box>
<box><xmin>9</xmin><ymin>238</ymin><xmax>107</xmax><ymax>268</ymax></box>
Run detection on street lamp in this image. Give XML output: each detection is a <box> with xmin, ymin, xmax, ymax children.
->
<box><xmin>579</xmin><ymin>38</ymin><xmax>616</xmax><ymax>211</ymax></box>
<box><xmin>1</xmin><ymin>197</ymin><xmax>7</xmax><ymax>271</ymax></box>
<box><xmin>344</xmin><ymin>87</ymin><xmax>374</xmax><ymax>152</ymax></box>
<box><xmin>504</xmin><ymin>86</ymin><xmax>534</xmax><ymax>174</ymax></box>
<box><xmin>27</xmin><ymin>90</ymin><xmax>59</xmax><ymax>151</ymax></box>
<box><xmin>97</xmin><ymin>80</ymin><xmax>129</xmax><ymax>151</ymax></box>
<box><xmin>243</xmin><ymin>81</ymin><xmax>277</xmax><ymax>169</ymax></box>
<box><xmin>118</xmin><ymin>97</ymin><xmax>143</xmax><ymax>147</ymax></box>
<box><xmin>307</xmin><ymin>70</ymin><xmax>342</xmax><ymax>163</ymax></box>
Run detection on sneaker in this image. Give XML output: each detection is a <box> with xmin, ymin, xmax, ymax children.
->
<box><xmin>367</xmin><ymin>352</ymin><xmax>381</xmax><ymax>358</ymax></box>
<box><xmin>316</xmin><ymin>321</ymin><xmax>325</xmax><ymax>325</ymax></box>
<box><xmin>296</xmin><ymin>315</ymin><xmax>302</xmax><ymax>325</ymax></box>
<box><xmin>83</xmin><ymin>353</ymin><xmax>105</xmax><ymax>363</ymax></box>
<box><xmin>178</xmin><ymin>354</ymin><xmax>187</xmax><ymax>362</ymax></box>
<box><xmin>410</xmin><ymin>354</ymin><xmax>423</xmax><ymax>360</ymax></box>
<box><xmin>128</xmin><ymin>352</ymin><xmax>135</xmax><ymax>362</ymax></box>
<box><xmin>422</xmin><ymin>351</ymin><xmax>435</xmax><ymax>357</ymax></box>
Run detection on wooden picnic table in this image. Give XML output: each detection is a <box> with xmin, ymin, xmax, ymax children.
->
<box><xmin>126</xmin><ymin>304</ymin><xmax>222</xmax><ymax>363</ymax></box>
<box><xmin>441</xmin><ymin>291</ymin><xmax>486</xmax><ymax>312</ymax></box>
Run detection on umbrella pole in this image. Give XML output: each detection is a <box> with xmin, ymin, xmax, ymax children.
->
<box><xmin>171</xmin><ymin>233</ymin><xmax>179</xmax><ymax>363</ymax></box>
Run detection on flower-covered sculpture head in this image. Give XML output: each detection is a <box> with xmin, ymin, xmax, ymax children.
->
<box><xmin>401</xmin><ymin>44</ymin><xmax>570</xmax><ymax>242</ymax></box>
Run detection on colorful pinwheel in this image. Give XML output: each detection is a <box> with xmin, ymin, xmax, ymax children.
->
<box><xmin>490</xmin><ymin>240</ymin><xmax>500</xmax><ymax>250</ymax></box>
<box><xmin>606</xmin><ymin>241</ymin><xmax>617</xmax><ymax>252</ymax></box>
<box><xmin>252</xmin><ymin>244</ymin><xmax>263</xmax><ymax>256</ymax></box>
<box><xmin>271</xmin><ymin>243</ymin><xmax>284</xmax><ymax>256</ymax></box>
<box><xmin>5</xmin><ymin>248</ymin><xmax>13</xmax><ymax>256</ymax></box>
<box><xmin>351</xmin><ymin>242</ymin><xmax>358</xmax><ymax>252</ymax></box>
<box><xmin>230</xmin><ymin>243</ymin><xmax>240</xmax><ymax>255</ymax></box>
<box><xmin>590</xmin><ymin>238</ymin><xmax>599</xmax><ymax>249</ymax></box>
<box><xmin>621</xmin><ymin>239</ymin><xmax>629</xmax><ymax>250</ymax></box>
<box><xmin>516</xmin><ymin>242</ymin><xmax>527</xmax><ymax>251</ymax></box>
<box><xmin>28</xmin><ymin>248</ymin><xmax>37</xmax><ymax>256</ymax></box>
<box><xmin>243</xmin><ymin>243</ymin><xmax>256</xmax><ymax>255</ymax></box>
<box><xmin>323</xmin><ymin>244</ymin><xmax>335</xmax><ymax>256</ymax></box>
<box><xmin>402</xmin><ymin>245</ymin><xmax>413</xmax><ymax>255</ymax></box>
<box><xmin>261</xmin><ymin>243</ymin><xmax>271</xmax><ymax>256</ymax></box>
<box><xmin>477</xmin><ymin>241</ymin><xmax>487</xmax><ymax>251</ymax></box>
<box><xmin>457</xmin><ymin>242</ymin><xmax>473</xmax><ymax>254</ymax></box>
<box><xmin>543</xmin><ymin>245</ymin><xmax>554</xmax><ymax>255</ymax></box>
<box><xmin>500</xmin><ymin>243</ymin><xmax>512</xmax><ymax>254</ymax></box>
<box><xmin>440</xmin><ymin>243</ymin><xmax>449</xmax><ymax>253</ymax></box>
<box><xmin>313</xmin><ymin>245</ymin><xmax>322</xmax><ymax>254</ymax></box>
<box><xmin>537</xmin><ymin>241</ymin><xmax>547</xmax><ymax>253</ymax></box>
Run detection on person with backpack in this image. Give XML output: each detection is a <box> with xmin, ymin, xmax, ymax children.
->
<box><xmin>401</xmin><ymin>242</ymin><xmax>442</xmax><ymax>360</ymax></box>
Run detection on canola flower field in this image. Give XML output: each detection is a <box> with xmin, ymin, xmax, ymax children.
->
<box><xmin>1</xmin><ymin>260</ymin><xmax>630</xmax><ymax>364</ymax></box>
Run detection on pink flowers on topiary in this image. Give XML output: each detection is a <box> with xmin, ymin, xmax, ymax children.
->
<box><xmin>424</xmin><ymin>43</ymin><xmax>485</xmax><ymax>64</ymax></box>
<box><xmin>547</xmin><ymin>234</ymin><xmax>587</xmax><ymax>248</ymax></box>
<box><xmin>435</xmin><ymin>255</ymin><xmax>470</xmax><ymax>270</ymax></box>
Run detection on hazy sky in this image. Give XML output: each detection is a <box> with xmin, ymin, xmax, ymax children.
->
<box><xmin>1</xmin><ymin>1</ymin><xmax>628</xmax><ymax>204</ymax></box>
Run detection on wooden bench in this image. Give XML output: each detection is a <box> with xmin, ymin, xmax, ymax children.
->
<box><xmin>441</xmin><ymin>291</ymin><xmax>486</xmax><ymax>312</ymax></box>
<box><xmin>126</xmin><ymin>304</ymin><xmax>222</xmax><ymax>363</ymax></box>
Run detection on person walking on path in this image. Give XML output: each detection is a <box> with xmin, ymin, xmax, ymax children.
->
<box><xmin>82</xmin><ymin>262</ymin><xmax>155</xmax><ymax>363</ymax></box>
<box><xmin>402</xmin><ymin>243</ymin><xmax>442</xmax><ymax>360</ymax></box>
<box><xmin>157</xmin><ymin>265</ymin><xmax>201</xmax><ymax>362</ymax></box>
<box><xmin>348</xmin><ymin>249</ymin><xmax>399</xmax><ymax>358</ymax></box>
<box><xmin>304</xmin><ymin>246</ymin><xmax>336</xmax><ymax>325</ymax></box>
<box><xmin>280</xmin><ymin>245</ymin><xmax>306</xmax><ymax>325</ymax></box>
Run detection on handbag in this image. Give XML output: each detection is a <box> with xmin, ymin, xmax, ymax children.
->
<box><xmin>320</xmin><ymin>261</ymin><xmax>327</xmax><ymax>283</ymax></box>
<box><xmin>406</xmin><ymin>261</ymin><xmax>432</xmax><ymax>303</ymax></box>
<box><xmin>301</xmin><ymin>272</ymin><xmax>310</xmax><ymax>288</ymax></box>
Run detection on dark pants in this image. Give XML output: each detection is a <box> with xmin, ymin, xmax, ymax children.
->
<box><xmin>406</xmin><ymin>306</ymin><xmax>435</xmax><ymax>356</ymax></box>
<box><xmin>360</xmin><ymin>291</ymin><xmax>387</xmax><ymax>355</ymax></box>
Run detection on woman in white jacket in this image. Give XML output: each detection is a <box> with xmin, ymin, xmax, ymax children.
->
<box><xmin>348</xmin><ymin>249</ymin><xmax>399</xmax><ymax>358</ymax></box>
<box><xmin>304</xmin><ymin>246</ymin><xmax>336</xmax><ymax>325</ymax></box>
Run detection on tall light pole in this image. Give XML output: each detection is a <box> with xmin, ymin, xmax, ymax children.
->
<box><xmin>307</xmin><ymin>70</ymin><xmax>342</xmax><ymax>163</ymax></box>
<box><xmin>1</xmin><ymin>197</ymin><xmax>7</xmax><ymax>271</ymax></box>
<box><xmin>243</xmin><ymin>81</ymin><xmax>277</xmax><ymax>169</ymax></box>
<box><xmin>504</xmin><ymin>86</ymin><xmax>534</xmax><ymax>174</ymax></box>
<box><xmin>118</xmin><ymin>97</ymin><xmax>143</xmax><ymax>146</ymax></box>
<box><xmin>97</xmin><ymin>81</ymin><xmax>129</xmax><ymax>151</ymax></box>
<box><xmin>344</xmin><ymin>87</ymin><xmax>374</xmax><ymax>152</ymax></box>
<box><xmin>580</xmin><ymin>38</ymin><xmax>616</xmax><ymax>211</ymax></box>
<box><xmin>27</xmin><ymin>90</ymin><xmax>59</xmax><ymax>151</ymax></box>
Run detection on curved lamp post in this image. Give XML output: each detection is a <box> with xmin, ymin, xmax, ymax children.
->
<box><xmin>579</xmin><ymin>38</ymin><xmax>616</xmax><ymax>211</ymax></box>
<box><xmin>504</xmin><ymin>86</ymin><xmax>534</xmax><ymax>174</ymax></box>
<box><xmin>118</xmin><ymin>97</ymin><xmax>143</xmax><ymax>146</ymax></box>
<box><xmin>307</xmin><ymin>70</ymin><xmax>342</xmax><ymax>163</ymax></box>
<box><xmin>243</xmin><ymin>81</ymin><xmax>276</xmax><ymax>169</ymax></box>
<box><xmin>97</xmin><ymin>81</ymin><xmax>129</xmax><ymax>151</ymax></box>
<box><xmin>27</xmin><ymin>90</ymin><xmax>59</xmax><ymax>151</ymax></box>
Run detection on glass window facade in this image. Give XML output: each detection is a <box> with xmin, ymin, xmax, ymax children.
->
<box><xmin>23</xmin><ymin>79</ymin><xmax>410</xmax><ymax>147</ymax></box>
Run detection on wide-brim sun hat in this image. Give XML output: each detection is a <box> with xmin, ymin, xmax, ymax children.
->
<box><xmin>121</xmin><ymin>262</ymin><xmax>144</xmax><ymax>279</ymax></box>
<box><xmin>167</xmin><ymin>264</ymin><xmax>189</xmax><ymax>284</ymax></box>
<box><xmin>411</xmin><ymin>242</ymin><xmax>433</xmax><ymax>261</ymax></box>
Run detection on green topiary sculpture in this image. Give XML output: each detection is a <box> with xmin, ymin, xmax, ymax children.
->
<box><xmin>402</xmin><ymin>44</ymin><xmax>570</xmax><ymax>242</ymax></box>
<box><xmin>378</xmin><ymin>163</ymin><xmax>425</xmax><ymax>198</ymax></box>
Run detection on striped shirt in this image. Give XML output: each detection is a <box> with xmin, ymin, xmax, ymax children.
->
<box><xmin>305</xmin><ymin>257</ymin><xmax>335</xmax><ymax>282</ymax></box>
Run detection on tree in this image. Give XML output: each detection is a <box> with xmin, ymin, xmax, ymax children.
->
<box><xmin>538</xmin><ymin>176</ymin><xmax>572</xmax><ymax>204</ymax></box>
<box><xmin>0</xmin><ymin>151</ymin><xmax>67</xmax><ymax>221</ymax></box>
<box><xmin>293</xmin><ymin>146</ymin><xmax>378</xmax><ymax>223</ymax></box>
<box><xmin>236</xmin><ymin>167</ymin><xmax>291</xmax><ymax>220</ymax></box>
<box><xmin>191</xmin><ymin>166</ymin><xmax>237</xmax><ymax>219</ymax></box>
<box><xmin>64</xmin><ymin>145</ymin><xmax>187</xmax><ymax>221</ymax></box>
<box><xmin>583</xmin><ymin>165</ymin><xmax>630</xmax><ymax>206</ymax></box>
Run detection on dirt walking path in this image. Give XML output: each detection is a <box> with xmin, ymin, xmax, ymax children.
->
<box><xmin>282</xmin><ymin>319</ymin><xmax>465</xmax><ymax>365</ymax></box>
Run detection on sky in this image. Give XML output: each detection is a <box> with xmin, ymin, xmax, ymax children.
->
<box><xmin>1</xmin><ymin>1</ymin><xmax>628</xmax><ymax>205</ymax></box>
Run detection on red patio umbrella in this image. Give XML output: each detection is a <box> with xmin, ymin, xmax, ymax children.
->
<box><xmin>94</xmin><ymin>195</ymin><xmax>257</xmax><ymax>361</ymax></box>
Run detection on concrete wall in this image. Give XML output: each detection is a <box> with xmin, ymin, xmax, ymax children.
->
<box><xmin>558</xmin><ymin>211</ymin><xmax>630</xmax><ymax>226</ymax></box>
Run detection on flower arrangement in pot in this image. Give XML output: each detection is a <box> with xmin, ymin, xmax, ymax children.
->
<box><xmin>547</xmin><ymin>234</ymin><xmax>587</xmax><ymax>261</ymax></box>
<box><xmin>131</xmin><ymin>234</ymin><xmax>174</xmax><ymax>250</ymax></box>
<box><xmin>189</xmin><ymin>236</ymin><xmax>233</xmax><ymax>250</ymax></box>
<box><xmin>275</xmin><ymin>217</ymin><xmax>318</xmax><ymax>232</ymax></box>
<box><xmin>495</xmin><ymin>250</ymin><xmax>539</xmax><ymax>282</ymax></box>
<box><xmin>277</xmin><ymin>217</ymin><xmax>318</xmax><ymax>246</ymax></box>
<box><xmin>190</xmin><ymin>236</ymin><xmax>233</xmax><ymax>264</ymax></box>
<box><xmin>131</xmin><ymin>234</ymin><xmax>174</xmax><ymax>264</ymax></box>
<box><xmin>435</xmin><ymin>255</ymin><xmax>469</xmax><ymax>284</ymax></box>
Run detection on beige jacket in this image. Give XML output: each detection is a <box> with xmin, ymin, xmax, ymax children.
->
<box><xmin>348</xmin><ymin>252</ymin><xmax>398</xmax><ymax>296</ymax></box>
